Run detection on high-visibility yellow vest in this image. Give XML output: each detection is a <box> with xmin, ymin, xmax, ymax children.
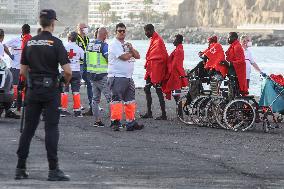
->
<box><xmin>86</xmin><ymin>41</ymin><xmax>108</xmax><ymax>74</ymax></box>
<box><xmin>76</xmin><ymin>35</ymin><xmax>89</xmax><ymax>65</ymax></box>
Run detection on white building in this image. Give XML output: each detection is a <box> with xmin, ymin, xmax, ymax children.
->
<box><xmin>88</xmin><ymin>0</ymin><xmax>183</xmax><ymax>26</ymax></box>
<box><xmin>0</xmin><ymin>0</ymin><xmax>39</xmax><ymax>24</ymax></box>
<box><xmin>88</xmin><ymin>0</ymin><xmax>144</xmax><ymax>26</ymax></box>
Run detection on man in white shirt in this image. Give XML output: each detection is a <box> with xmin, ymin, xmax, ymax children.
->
<box><xmin>4</xmin><ymin>24</ymin><xmax>31</xmax><ymax>105</ymax></box>
<box><xmin>0</xmin><ymin>29</ymin><xmax>20</xmax><ymax>119</ymax></box>
<box><xmin>61</xmin><ymin>32</ymin><xmax>85</xmax><ymax>117</ymax></box>
<box><xmin>240</xmin><ymin>35</ymin><xmax>265</xmax><ymax>89</ymax></box>
<box><xmin>108</xmin><ymin>23</ymin><xmax>144</xmax><ymax>131</ymax></box>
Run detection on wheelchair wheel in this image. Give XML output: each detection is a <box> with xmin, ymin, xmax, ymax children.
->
<box><xmin>204</xmin><ymin>98</ymin><xmax>223</xmax><ymax>128</ymax></box>
<box><xmin>223</xmin><ymin>99</ymin><xmax>256</xmax><ymax>131</ymax></box>
<box><xmin>214</xmin><ymin>99</ymin><xmax>229</xmax><ymax>129</ymax></box>
<box><xmin>189</xmin><ymin>96</ymin><xmax>207</xmax><ymax>125</ymax></box>
<box><xmin>197</xmin><ymin>96</ymin><xmax>211</xmax><ymax>126</ymax></box>
<box><xmin>176</xmin><ymin>95</ymin><xmax>193</xmax><ymax>125</ymax></box>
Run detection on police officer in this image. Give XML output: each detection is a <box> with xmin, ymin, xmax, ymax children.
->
<box><xmin>15</xmin><ymin>9</ymin><xmax>72</xmax><ymax>181</ymax></box>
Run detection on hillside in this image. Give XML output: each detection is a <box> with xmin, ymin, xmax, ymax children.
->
<box><xmin>176</xmin><ymin>0</ymin><xmax>284</xmax><ymax>27</ymax></box>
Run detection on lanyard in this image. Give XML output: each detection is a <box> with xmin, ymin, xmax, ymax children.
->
<box><xmin>77</xmin><ymin>35</ymin><xmax>89</xmax><ymax>51</ymax></box>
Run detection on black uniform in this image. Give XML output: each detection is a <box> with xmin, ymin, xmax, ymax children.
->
<box><xmin>16</xmin><ymin>31</ymin><xmax>70</xmax><ymax>170</ymax></box>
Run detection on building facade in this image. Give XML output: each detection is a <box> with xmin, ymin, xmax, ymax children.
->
<box><xmin>0</xmin><ymin>0</ymin><xmax>40</xmax><ymax>24</ymax></box>
<box><xmin>88</xmin><ymin>0</ymin><xmax>183</xmax><ymax>26</ymax></box>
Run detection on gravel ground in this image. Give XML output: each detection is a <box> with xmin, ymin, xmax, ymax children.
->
<box><xmin>0</xmin><ymin>88</ymin><xmax>284</xmax><ymax>189</ymax></box>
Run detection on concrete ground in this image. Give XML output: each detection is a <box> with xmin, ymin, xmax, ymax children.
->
<box><xmin>0</xmin><ymin>88</ymin><xmax>284</xmax><ymax>189</ymax></box>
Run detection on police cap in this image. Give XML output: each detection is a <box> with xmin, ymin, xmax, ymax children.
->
<box><xmin>40</xmin><ymin>9</ymin><xmax>58</xmax><ymax>21</ymax></box>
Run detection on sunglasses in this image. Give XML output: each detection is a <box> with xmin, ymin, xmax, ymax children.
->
<box><xmin>117</xmin><ymin>30</ymin><xmax>126</xmax><ymax>33</ymax></box>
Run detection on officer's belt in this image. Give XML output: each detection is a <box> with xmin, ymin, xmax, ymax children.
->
<box><xmin>28</xmin><ymin>75</ymin><xmax>59</xmax><ymax>88</ymax></box>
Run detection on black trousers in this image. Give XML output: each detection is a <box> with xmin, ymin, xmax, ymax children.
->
<box><xmin>144</xmin><ymin>77</ymin><xmax>166</xmax><ymax>115</ymax></box>
<box><xmin>17</xmin><ymin>87</ymin><xmax>60</xmax><ymax>168</ymax></box>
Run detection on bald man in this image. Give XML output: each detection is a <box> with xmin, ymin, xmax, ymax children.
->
<box><xmin>85</xmin><ymin>27</ymin><xmax>111</xmax><ymax>127</ymax></box>
<box><xmin>76</xmin><ymin>23</ymin><xmax>93</xmax><ymax>116</ymax></box>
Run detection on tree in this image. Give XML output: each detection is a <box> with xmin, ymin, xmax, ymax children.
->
<box><xmin>139</xmin><ymin>11</ymin><xmax>147</xmax><ymax>22</ymax></box>
<box><xmin>143</xmin><ymin>0</ymin><xmax>153</xmax><ymax>22</ymax></box>
<box><xmin>98</xmin><ymin>2</ymin><xmax>111</xmax><ymax>25</ymax></box>
<box><xmin>128</xmin><ymin>12</ymin><xmax>135</xmax><ymax>22</ymax></box>
<box><xmin>110</xmin><ymin>11</ymin><xmax>120</xmax><ymax>23</ymax></box>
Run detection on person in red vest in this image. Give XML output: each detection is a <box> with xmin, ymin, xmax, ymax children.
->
<box><xmin>225</xmin><ymin>32</ymin><xmax>248</xmax><ymax>95</ymax></box>
<box><xmin>141</xmin><ymin>24</ymin><xmax>168</xmax><ymax>120</ymax></box>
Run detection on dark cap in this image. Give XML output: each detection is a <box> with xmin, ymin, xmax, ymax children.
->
<box><xmin>40</xmin><ymin>9</ymin><xmax>58</xmax><ymax>20</ymax></box>
<box><xmin>208</xmin><ymin>35</ymin><xmax>218</xmax><ymax>43</ymax></box>
<box><xmin>68</xmin><ymin>31</ymin><xmax>78</xmax><ymax>41</ymax></box>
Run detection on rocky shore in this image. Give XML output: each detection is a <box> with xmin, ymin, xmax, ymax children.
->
<box><xmin>60</xmin><ymin>26</ymin><xmax>284</xmax><ymax>46</ymax></box>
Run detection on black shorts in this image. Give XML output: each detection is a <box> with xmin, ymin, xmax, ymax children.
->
<box><xmin>10</xmin><ymin>68</ymin><xmax>20</xmax><ymax>85</ymax></box>
<box><xmin>64</xmin><ymin>71</ymin><xmax>81</xmax><ymax>93</ymax></box>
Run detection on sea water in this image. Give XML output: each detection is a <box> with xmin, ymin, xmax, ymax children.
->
<box><xmin>3</xmin><ymin>34</ymin><xmax>284</xmax><ymax>96</ymax></box>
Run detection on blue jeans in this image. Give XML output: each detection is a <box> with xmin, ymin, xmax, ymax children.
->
<box><xmin>80</xmin><ymin>64</ymin><xmax>93</xmax><ymax>108</ymax></box>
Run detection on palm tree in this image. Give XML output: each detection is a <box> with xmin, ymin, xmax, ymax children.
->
<box><xmin>143</xmin><ymin>0</ymin><xmax>153</xmax><ymax>22</ymax></box>
<box><xmin>128</xmin><ymin>12</ymin><xmax>135</xmax><ymax>22</ymax></box>
<box><xmin>162</xmin><ymin>12</ymin><xmax>170</xmax><ymax>24</ymax></box>
<box><xmin>98</xmin><ymin>2</ymin><xmax>111</xmax><ymax>25</ymax></box>
<box><xmin>110</xmin><ymin>11</ymin><xmax>120</xmax><ymax>23</ymax></box>
<box><xmin>139</xmin><ymin>11</ymin><xmax>147</xmax><ymax>22</ymax></box>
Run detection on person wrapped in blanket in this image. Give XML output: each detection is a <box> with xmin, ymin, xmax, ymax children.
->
<box><xmin>161</xmin><ymin>34</ymin><xmax>188</xmax><ymax>118</ymax></box>
<box><xmin>195</xmin><ymin>35</ymin><xmax>228</xmax><ymax>95</ymax></box>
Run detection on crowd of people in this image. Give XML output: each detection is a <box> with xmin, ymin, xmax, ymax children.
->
<box><xmin>0</xmin><ymin>8</ymin><xmax>267</xmax><ymax>181</ymax></box>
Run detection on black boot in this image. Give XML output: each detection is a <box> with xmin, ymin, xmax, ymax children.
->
<box><xmin>48</xmin><ymin>168</ymin><xmax>70</xmax><ymax>181</ymax></box>
<box><xmin>140</xmin><ymin>112</ymin><xmax>153</xmax><ymax>119</ymax></box>
<box><xmin>82</xmin><ymin>108</ymin><xmax>93</xmax><ymax>116</ymax></box>
<box><xmin>15</xmin><ymin>168</ymin><xmax>29</xmax><ymax>180</ymax></box>
<box><xmin>15</xmin><ymin>158</ymin><xmax>29</xmax><ymax>180</ymax></box>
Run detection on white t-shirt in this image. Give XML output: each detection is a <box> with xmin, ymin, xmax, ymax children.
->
<box><xmin>4</xmin><ymin>36</ymin><xmax>22</xmax><ymax>69</ymax></box>
<box><xmin>108</xmin><ymin>38</ymin><xmax>135</xmax><ymax>78</ymax></box>
<box><xmin>0</xmin><ymin>42</ymin><xmax>5</xmax><ymax>67</ymax></box>
<box><xmin>0</xmin><ymin>42</ymin><xmax>4</xmax><ymax>57</ymax></box>
<box><xmin>244</xmin><ymin>48</ymin><xmax>255</xmax><ymax>80</ymax></box>
<box><xmin>64</xmin><ymin>42</ymin><xmax>84</xmax><ymax>72</ymax></box>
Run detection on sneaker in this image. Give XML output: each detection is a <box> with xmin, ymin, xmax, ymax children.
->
<box><xmin>5</xmin><ymin>110</ymin><xmax>20</xmax><ymax>119</ymax></box>
<box><xmin>93</xmin><ymin>121</ymin><xmax>105</xmax><ymax>127</ymax></box>
<box><xmin>126</xmin><ymin>121</ymin><xmax>135</xmax><ymax>131</ymax></box>
<box><xmin>110</xmin><ymin>120</ymin><xmax>120</xmax><ymax>131</ymax></box>
<box><xmin>47</xmin><ymin>168</ymin><xmax>70</xmax><ymax>181</ymax></box>
<box><xmin>82</xmin><ymin>109</ymin><xmax>93</xmax><ymax>116</ymax></box>
<box><xmin>126</xmin><ymin>121</ymin><xmax>144</xmax><ymax>131</ymax></box>
<box><xmin>41</xmin><ymin>111</ymin><xmax>46</xmax><ymax>121</ymax></box>
<box><xmin>155</xmin><ymin>115</ymin><xmax>167</xmax><ymax>120</ymax></box>
<box><xmin>60</xmin><ymin>110</ymin><xmax>71</xmax><ymax>117</ymax></box>
<box><xmin>11</xmin><ymin>101</ymin><xmax>17</xmax><ymax>109</ymax></box>
<box><xmin>80</xmin><ymin>106</ymin><xmax>85</xmax><ymax>111</ymax></box>
<box><xmin>134</xmin><ymin>123</ymin><xmax>144</xmax><ymax>130</ymax></box>
<box><xmin>140</xmin><ymin>112</ymin><xmax>153</xmax><ymax>119</ymax></box>
<box><xmin>99</xmin><ymin>106</ymin><xmax>104</xmax><ymax>111</ymax></box>
<box><xmin>74</xmin><ymin>111</ymin><xmax>83</xmax><ymax>117</ymax></box>
<box><xmin>15</xmin><ymin>168</ymin><xmax>29</xmax><ymax>180</ymax></box>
